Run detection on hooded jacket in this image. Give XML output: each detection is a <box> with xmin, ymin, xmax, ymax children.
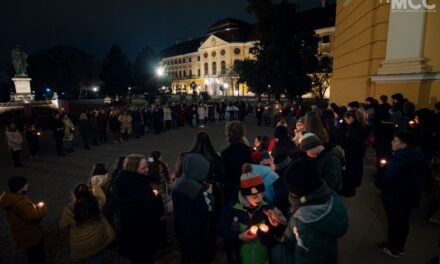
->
<box><xmin>272</xmin><ymin>186</ymin><xmax>348</xmax><ymax>264</ymax></box>
<box><xmin>0</xmin><ymin>192</ymin><xmax>46</xmax><ymax>249</ymax></box>
<box><xmin>251</xmin><ymin>164</ymin><xmax>279</xmax><ymax>203</ymax></box>
<box><xmin>173</xmin><ymin>153</ymin><xmax>214</xmax><ymax>261</ymax></box>
<box><xmin>316</xmin><ymin>144</ymin><xmax>345</xmax><ymax>191</ymax></box>
<box><xmin>380</xmin><ymin>146</ymin><xmax>426</xmax><ymax>207</ymax></box>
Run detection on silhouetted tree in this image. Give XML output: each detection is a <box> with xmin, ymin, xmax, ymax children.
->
<box><xmin>101</xmin><ymin>44</ymin><xmax>133</xmax><ymax>96</ymax></box>
<box><xmin>241</xmin><ymin>0</ymin><xmax>319</xmax><ymax>99</ymax></box>
<box><xmin>311</xmin><ymin>55</ymin><xmax>333</xmax><ymax>99</ymax></box>
<box><xmin>27</xmin><ymin>45</ymin><xmax>100</xmax><ymax>99</ymax></box>
<box><xmin>133</xmin><ymin>46</ymin><xmax>158</xmax><ymax>94</ymax></box>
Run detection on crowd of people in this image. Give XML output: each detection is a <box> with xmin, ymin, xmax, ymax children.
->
<box><xmin>1</xmin><ymin>94</ymin><xmax>440</xmax><ymax>264</ymax></box>
<box><xmin>4</xmin><ymin>100</ymin><xmax>252</xmax><ymax>166</ymax></box>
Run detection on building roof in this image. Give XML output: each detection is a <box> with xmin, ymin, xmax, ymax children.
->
<box><xmin>160</xmin><ymin>5</ymin><xmax>336</xmax><ymax>58</ymax></box>
<box><xmin>159</xmin><ymin>37</ymin><xmax>203</xmax><ymax>58</ymax></box>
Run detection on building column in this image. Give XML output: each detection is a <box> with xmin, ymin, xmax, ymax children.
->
<box><xmin>377</xmin><ymin>5</ymin><xmax>428</xmax><ymax>74</ymax></box>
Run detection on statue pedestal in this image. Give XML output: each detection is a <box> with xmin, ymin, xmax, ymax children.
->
<box><xmin>11</xmin><ymin>77</ymin><xmax>34</xmax><ymax>102</ymax></box>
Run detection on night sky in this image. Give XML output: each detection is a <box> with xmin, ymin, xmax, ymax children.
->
<box><xmin>0</xmin><ymin>0</ymin><xmax>330</xmax><ymax>68</ymax></box>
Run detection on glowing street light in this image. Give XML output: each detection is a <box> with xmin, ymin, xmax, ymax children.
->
<box><xmin>156</xmin><ymin>66</ymin><xmax>165</xmax><ymax>77</ymax></box>
<box><xmin>92</xmin><ymin>87</ymin><xmax>99</xmax><ymax>92</ymax></box>
<box><xmin>46</xmin><ymin>88</ymin><xmax>51</xmax><ymax>92</ymax></box>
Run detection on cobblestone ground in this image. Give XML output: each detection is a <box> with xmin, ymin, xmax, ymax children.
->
<box><xmin>1</xmin><ymin>117</ymin><xmax>439</xmax><ymax>264</ymax></box>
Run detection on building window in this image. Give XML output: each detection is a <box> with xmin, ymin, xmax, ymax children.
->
<box><xmin>220</xmin><ymin>49</ymin><xmax>226</xmax><ymax>56</ymax></box>
<box><xmin>322</xmin><ymin>35</ymin><xmax>330</xmax><ymax>44</ymax></box>
<box><xmin>212</xmin><ymin>62</ymin><xmax>217</xmax><ymax>75</ymax></box>
<box><xmin>249</xmin><ymin>47</ymin><xmax>258</xmax><ymax>54</ymax></box>
<box><xmin>189</xmin><ymin>57</ymin><xmax>192</xmax><ymax>62</ymax></box>
<box><xmin>234</xmin><ymin>48</ymin><xmax>241</xmax><ymax>55</ymax></box>
<box><xmin>204</xmin><ymin>52</ymin><xmax>208</xmax><ymax>59</ymax></box>
<box><xmin>204</xmin><ymin>63</ymin><xmax>209</xmax><ymax>76</ymax></box>
<box><xmin>174</xmin><ymin>59</ymin><xmax>177</xmax><ymax>64</ymax></box>
<box><xmin>179</xmin><ymin>71</ymin><xmax>182</xmax><ymax>78</ymax></box>
<box><xmin>234</xmin><ymin>59</ymin><xmax>240</xmax><ymax>68</ymax></box>
<box><xmin>212</xmin><ymin>51</ymin><xmax>217</xmax><ymax>57</ymax></box>
<box><xmin>183</xmin><ymin>58</ymin><xmax>186</xmax><ymax>63</ymax></box>
<box><xmin>221</xmin><ymin>61</ymin><xmax>226</xmax><ymax>75</ymax></box>
<box><xmin>197</xmin><ymin>56</ymin><xmax>200</xmax><ymax>61</ymax></box>
<box><xmin>183</xmin><ymin>70</ymin><xmax>186</xmax><ymax>77</ymax></box>
<box><xmin>198</xmin><ymin>69</ymin><xmax>201</xmax><ymax>77</ymax></box>
<box><xmin>189</xmin><ymin>69</ymin><xmax>192</xmax><ymax>77</ymax></box>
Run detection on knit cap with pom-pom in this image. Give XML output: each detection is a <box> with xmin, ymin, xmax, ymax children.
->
<box><xmin>239</xmin><ymin>163</ymin><xmax>265</xmax><ymax>196</ymax></box>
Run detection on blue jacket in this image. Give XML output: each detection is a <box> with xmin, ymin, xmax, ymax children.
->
<box><xmin>251</xmin><ymin>164</ymin><xmax>279</xmax><ymax>203</ymax></box>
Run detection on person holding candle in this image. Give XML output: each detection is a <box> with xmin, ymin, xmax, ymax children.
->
<box><xmin>376</xmin><ymin>131</ymin><xmax>426</xmax><ymax>257</ymax></box>
<box><xmin>272</xmin><ymin>159</ymin><xmax>348</xmax><ymax>264</ymax></box>
<box><xmin>112</xmin><ymin>154</ymin><xmax>164</xmax><ymax>264</ymax></box>
<box><xmin>0</xmin><ymin>176</ymin><xmax>47</xmax><ymax>264</ymax></box>
<box><xmin>59</xmin><ymin>184</ymin><xmax>115</xmax><ymax>263</ymax></box>
<box><xmin>218</xmin><ymin>164</ymin><xmax>282</xmax><ymax>264</ymax></box>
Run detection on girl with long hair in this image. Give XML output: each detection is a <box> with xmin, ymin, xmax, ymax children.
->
<box><xmin>59</xmin><ymin>184</ymin><xmax>114</xmax><ymax>263</ymax></box>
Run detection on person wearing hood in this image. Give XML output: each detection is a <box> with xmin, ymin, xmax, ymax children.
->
<box><xmin>272</xmin><ymin>159</ymin><xmax>348</xmax><ymax>264</ymax></box>
<box><xmin>300</xmin><ymin>133</ymin><xmax>345</xmax><ymax>191</ymax></box>
<box><xmin>173</xmin><ymin>153</ymin><xmax>215</xmax><ymax>264</ymax></box>
<box><xmin>0</xmin><ymin>176</ymin><xmax>47</xmax><ymax>264</ymax></box>
<box><xmin>219</xmin><ymin>164</ymin><xmax>284</xmax><ymax>264</ymax></box>
<box><xmin>112</xmin><ymin>154</ymin><xmax>164</xmax><ymax>264</ymax></box>
<box><xmin>376</xmin><ymin>131</ymin><xmax>426</xmax><ymax>258</ymax></box>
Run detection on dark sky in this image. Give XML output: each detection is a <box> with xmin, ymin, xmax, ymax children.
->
<box><xmin>0</xmin><ymin>0</ymin><xmax>328</xmax><ymax>67</ymax></box>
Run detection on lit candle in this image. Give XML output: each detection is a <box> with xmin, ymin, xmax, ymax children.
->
<box><xmin>248</xmin><ymin>225</ymin><xmax>258</xmax><ymax>236</ymax></box>
<box><xmin>379</xmin><ymin>159</ymin><xmax>387</xmax><ymax>167</ymax></box>
<box><xmin>408</xmin><ymin>120</ymin><xmax>416</xmax><ymax>128</ymax></box>
<box><xmin>339</xmin><ymin>119</ymin><xmax>343</xmax><ymax>124</ymax></box>
<box><xmin>37</xmin><ymin>202</ymin><xmax>45</xmax><ymax>208</ymax></box>
<box><xmin>259</xmin><ymin>224</ymin><xmax>269</xmax><ymax>233</ymax></box>
<box><xmin>37</xmin><ymin>132</ymin><xmax>41</xmax><ymax>136</ymax></box>
<box><xmin>152</xmin><ymin>189</ymin><xmax>159</xmax><ymax>196</ymax></box>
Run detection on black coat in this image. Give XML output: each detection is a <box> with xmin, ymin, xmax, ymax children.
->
<box><xmin>112</xmin><ymin>170</ymin><xmax>164</xmax><ymax>260</ymax></box>
<box><xmin>221</xmin><ymin>143</ymin><xmax>252</xmax><ymax>201</ymax></box>
<box><xmin>380</xmin><ymin>147</ymin><xmax>426</xmax><ymax>207</ymax></box>
<box><xmin>78</xmin><ymin>119</ymin><xmax>92</xmax><ymax>139</ymax></box>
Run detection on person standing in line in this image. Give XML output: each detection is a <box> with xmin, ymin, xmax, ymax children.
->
<box><xmin>198</xmin><ymin>103</ymin><xmax>206</xmax><ymax>127</ymax></box>
<box><xmin>376</xmin><ymin>131</ymin><xmax>426</xmax><ymax>257</ymax></box>
<box><xmin>25</xmin><ymin>123</ymin><xmax>40</xmax><ymax>158</ymax></box>
<box><xmin>52</xmin><ymin>113</ymin><xmax>65</xmax><ymax>155</ymax></box>
<box><xmin>62</xmin><ymin>114</ymin><xmax>75</xmax><ymax>153</ymax></box>
<box><xmin>96</xmin><ymin>108</ymin><xmax>108</xmax><ymax>143</ymax></box>
<box><xmin>119</xmin><ymin>110</ymin><xmax>132</xmax><ymax>142</ymax></box>
<box><xmin>0</xmin><ymin>176</ymin><xmax>47</xmax><ymax>264</ymax></box>
<box><xmin>78</xmin><ymin>113</ymin><xmax>92</xmax><ymax>150</ymax></box>
<box><xmin>256</xmin><ymin>102</ymin><xmax>264</xmax><ymax>126</ymax></box>
<box><xmin>112</xmin><ymin>154</ymin><xmax>164</xmax><ymax>264</ymax></box>
<box><xmin>59</xmin><ymin>184</ymin><xmax>115</xmax><ymax>264</ymax></box>
<box><xmin>163</xmin><ymin>104</ymin><xmax>172</xmax><ymax>130</ymax></box>
<box><xmin>221</xmin><ymin>121</ymin><xmax>253</xmax><ymax>202</ymax></box>
<box><xmin>6</xmin><ymin>122</ymin><xmax>24</xmax><ymax>167</ymax></box>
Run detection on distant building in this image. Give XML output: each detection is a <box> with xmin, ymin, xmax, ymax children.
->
<box><xmin>331</xmin><ymin>0</ymin><xmax>440</xmax><ymax>108</ymax></box>
<box><xmin>160</xmin><ymin>4</ymin><xmax>336</xmax><ymax>97</ymax></box>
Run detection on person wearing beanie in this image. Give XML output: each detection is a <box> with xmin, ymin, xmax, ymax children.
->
<box><xmin>219</xmin><ymin>164</ymin><xmax>283</xmax><ymax>264</ymax></box>
<box><xmin>300</xmin><ymin>133</ymin><xmax>345</xmax><ymax>191</ymax></box>
<box><xmin>0</xmin><ymin>176</ymin><xmax>47</xmax><ymax>264</ymax></box>
<box><xmin>273</xmin><ymin>159</ymin><xmax>348</xmax><ymax>264</ymax></box>
<box><xmin>173</xmin><ymin>153</ymin><xmax>215</xmax><ymax>263</ymax></box>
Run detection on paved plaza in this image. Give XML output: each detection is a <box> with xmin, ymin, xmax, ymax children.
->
<box><xmin>1</xmin><ymin>118</ymin><xmax>439</xmax><ymax>264</ymax></box>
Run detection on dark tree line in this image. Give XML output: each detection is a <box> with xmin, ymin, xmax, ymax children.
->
<box><xmin>1</xmin><ymin>44</ymin><xmax>159</xmax><ymax>101</ymax></box>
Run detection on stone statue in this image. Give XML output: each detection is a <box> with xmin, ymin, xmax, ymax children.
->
<box><xmin>12</xmin><ymin>46</ymin><xmax>28</xmax><ymax>77</ymax></box>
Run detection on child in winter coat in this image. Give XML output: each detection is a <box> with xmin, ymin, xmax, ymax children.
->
<box><xmin>272</xmin><ymin>159</ymin><xmax>348</xmax><ymax>264</ymax></box>
<box><xmin>218</xmin><ymin>164</ymin><xmax>281</xmax><ymax>264</ymax></box>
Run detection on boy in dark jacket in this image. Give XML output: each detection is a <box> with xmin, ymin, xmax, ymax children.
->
<box><xmin>0</xmin><ymin>176</ymin><xmax>47</xmax><ymax>264</ymax></box>
<box><xmin>219</xmin><ymin>164</ymin><xmax>281</xmax><ymax>264</ymax></box>
<box><xmin>377</xmin><ymin>131</ymin><xmax>426</xmax><ymax>257</ymax></box>
<box><xmin>273</xmin><ymin>159</ymin><xmax>348</xmax><ymax>264</ymax></box>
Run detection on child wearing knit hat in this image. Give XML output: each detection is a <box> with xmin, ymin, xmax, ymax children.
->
<box><xmin>219</xmin><ymin>164</ymin><xmax>283</xmax><ymax>264</ymax></box>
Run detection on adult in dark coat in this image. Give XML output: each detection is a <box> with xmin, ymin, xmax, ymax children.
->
<box><xmin>221</xmin><ymin>121</ymin><xmax>252</xmax><ymax>202</ymax></box>
<box><xmin>52</xmin><ymin>113</ymin><xmax>65</xmax><ymax>155</ymax></box>
<box><xmin>377</xmin><ymin>131</ymin><xmax>426</xmax><ymax>257</ymax></box>
<box><xmin>173</xmin><ymin>153</ymin><xmax>214</xmax><ymax>264</ymax></box>
<box><xmin>339</xmin><ymin>110</ymin><xmax>366</xmax><ymax>197</ymax></box>
<box><xmin>112</xmin><ymin>154</ymin><xmax>164</xmax><ymax>264</ymax></box>
<box><xmin>97</xmin><ymin>109</ymin><xmax>108</xmax><ymax>143</ymax></box>
<box><xmin>78</xmin><ymin>113</ymin><xmax>92</xmax><ymax>149</ymax></box>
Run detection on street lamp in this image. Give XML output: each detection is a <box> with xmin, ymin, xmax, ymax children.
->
<box><xmin>156</xmin><ymin>66</ymin><xmax>165</xmax><ymax>77</ymax></box>
<box><xmin>92</xmin><ymin>87</ymin><xmax>99</xmax><ymax>92</ymax></box>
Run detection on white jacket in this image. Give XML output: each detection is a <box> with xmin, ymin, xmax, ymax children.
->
<box><xmin>6</xmin><ymin>130</ymin><xmax>23</xmax><ymax>151</ymax></box>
